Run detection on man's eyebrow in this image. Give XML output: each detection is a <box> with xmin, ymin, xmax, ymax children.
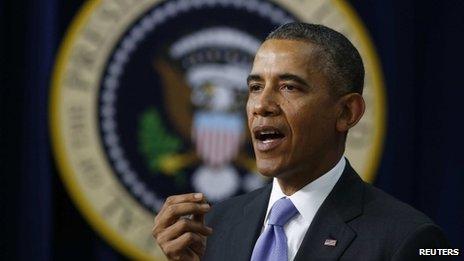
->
<box><xmin>246</xmin><ymin>73</ymin><xmax>311</xmax><ymax>89</ymax></box>
<box><xmin>246</xmin><ymin>74</ymin><xmax>262</xmax><ymax>85</ymax></box>
<box><xmin>278</xmin><ymin>73</ymin><xmax>310</xmax><ymax>88</ymax></box>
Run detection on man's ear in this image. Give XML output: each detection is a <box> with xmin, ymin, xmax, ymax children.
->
<box><xmin>336</xmin><ymin>93</ymin><xmax>365</xmax><ymax>132</ymax></box>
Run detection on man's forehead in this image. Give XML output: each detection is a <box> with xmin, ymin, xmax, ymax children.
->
<box><xmin>251</xmin><ymin>39</ymin><xmax>320</xmax><ymax>75</ymax></box>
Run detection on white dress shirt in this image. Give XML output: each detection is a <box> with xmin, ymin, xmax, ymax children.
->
<box><xmin>260</xmin><ymin>157</ymin><xmax>346</xmax><ymax>261</ymax></box>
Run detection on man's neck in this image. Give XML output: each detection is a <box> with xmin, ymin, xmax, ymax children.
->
<box><xmin>276</xmin><ymin>151</ymin><xmax>344</xmax><ymax>196</ymax></box>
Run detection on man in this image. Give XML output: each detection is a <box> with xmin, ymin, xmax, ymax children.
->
<box><xmin>152</xmin><ymin>22</ymin><xmax>449</xmax><ymax>261</ymax></box>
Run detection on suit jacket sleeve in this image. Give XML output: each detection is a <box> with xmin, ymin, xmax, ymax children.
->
<box><xmin>392</xmin><ymin>223</ymin><xmax>451</xmax><ymax>261</ymax></box>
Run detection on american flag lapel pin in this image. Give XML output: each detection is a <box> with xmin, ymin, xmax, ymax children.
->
<box><xmin>324</xmin><ymin>239</ymin><xmax>337</xmax><ymax>247</ymax></box>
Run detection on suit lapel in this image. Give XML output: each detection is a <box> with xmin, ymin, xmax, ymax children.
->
<box><xmin>295</xmin><ymin>162</ymin><xmax>364</xmax><ymax>261</ymax></box>
<box><xmin>226</xmin><ymin>184</ymin><xmax>271</xmax><ymax>261</ymax></box>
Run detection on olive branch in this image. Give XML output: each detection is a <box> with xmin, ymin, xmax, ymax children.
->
<box><xmin>138</xmin><ymin>108</ymin><xmax>183</xmax><ymax>175</ymax></box>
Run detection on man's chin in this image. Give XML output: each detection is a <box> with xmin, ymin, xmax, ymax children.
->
<box><xmin>256</xmin><ymin>160</ymin><xmax>282</xmax><ymax>178</ymax></box>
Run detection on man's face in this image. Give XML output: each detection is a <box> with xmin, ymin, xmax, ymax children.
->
<box><xmin>246</xmin><ymin>39</ymin><xmax>340</xmax><ymax>178</ymax></box>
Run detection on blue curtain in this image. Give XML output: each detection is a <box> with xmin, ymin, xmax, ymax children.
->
<box><xmin>351</xmin><ymin>0</ymin><xmax>464</xmax><ymax>251</ymax></box>
<box><xmin>16</xmin><ymin>0</ymin><xmax>56</xmax><ymax>260</ymax></box>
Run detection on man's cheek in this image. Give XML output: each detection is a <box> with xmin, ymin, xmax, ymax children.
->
<box><xmin>246</xmin><ymin>101</ymin><xmax>253</xmax><ymax>119</ymax></box>
<box><xmin>246</xmin><ymin>101</ymin><xmax>254</xmax><ymax>119</ymax></box>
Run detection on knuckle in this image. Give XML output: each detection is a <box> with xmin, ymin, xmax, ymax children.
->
<box><xmin>153</xmin><ymin>231</ymin><xmax>163</xmax><ymax>243</ymax></box>
<box><xmin>164</xmin><ymin>244</ymin><xmax>175</xmax><ymax>255</ymax></box>
<box><xmin>166</xmin><ymin>196</ymin><xmax>175</xmax><ymax>204</ymax></box>
<box><xmin>185</xmin><ymin>232</ymin><xmax>195</xmax><ymax>241</ymax></box>
<box><xmin>152</xmin><ymin>226</ymin><xmax>161</xmax><ymax>237</ymax></box>
<box><xmin>152</xmin><ymin>221</ymin><xmax>163</xmax><ymax>236</ymax></box>
<box><xmin>152</xmin><ymin>224</ymin><xmax>161</xmax><ymax>237</ymax></box>
<box><xmin>165</xmin><ymin>247</ymin><xmax>182</xmax><ymax>261</ymax></box>
<box><xmin>153</xmin><ymin>231</ymin><xmax>164</xmax><ymax>243</ymax></box>
<box><xmin>179</xmin><ymin>218</ymin><xmax>190</xmax><ymax>229</ymax></box>
<box><xmin>167</xmin><ymin>205</ymin><xmax>177</xmax><ymax>215</ymax></box>
<box><xmin>159</xmin><ymin>243</ymin><xmax>168</xmax><ymax>254</ymax></box>
<box><xmin>153</xmin><ymin>216</ymin><xmax>160</xmax><ymax>227</ymax></box>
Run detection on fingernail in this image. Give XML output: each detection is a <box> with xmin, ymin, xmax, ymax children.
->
<box><xmin>201</xmin><ymin>203</ymin><xmax>210</xmax><ymax>210</ymax></box>
<box><xmin>194</xmin><ymin>193</ymin><xmax>203</xmax><ymax>199</ymax></box>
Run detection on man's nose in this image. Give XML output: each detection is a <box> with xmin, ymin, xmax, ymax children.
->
<box><xmin>253</xmin><ymin>87</ymin><xmax>280</xmax><ymax>117</ymax></box>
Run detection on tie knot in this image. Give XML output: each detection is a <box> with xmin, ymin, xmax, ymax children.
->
<box><xmin>268</xmin><ymin>198</ymin><xmax>298</xmax><ymax>227</ymax></box>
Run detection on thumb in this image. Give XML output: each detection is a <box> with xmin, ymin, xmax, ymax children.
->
<box><xmin>193</xmin><ymin>198</ymin><xmax>209</xmax><ymax>223</ymax></box>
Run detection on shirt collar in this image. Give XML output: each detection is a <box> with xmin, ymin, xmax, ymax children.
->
<box><xmin>264</xmin><ymin>157</ymin><xmax>346</xmax><ymax>224</ymax></box>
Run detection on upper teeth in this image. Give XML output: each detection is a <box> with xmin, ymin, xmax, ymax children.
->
<box><xmin>260</xmin><ymin>130</ymin><xmax>278</xmax><ymax>135</ymax></box>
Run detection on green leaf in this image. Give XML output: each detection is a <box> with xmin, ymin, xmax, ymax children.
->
<box><xmin>138</xmin><ymin>108</ymin><xmax>182</xmax><ymax>174</ymax></box>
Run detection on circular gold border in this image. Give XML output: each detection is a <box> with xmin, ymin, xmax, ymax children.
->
<box><xmin>50</xmin><ymin>0</ymin><xmax>387</xmax><ymax>260</ymax></box>
<box><xmin>333</xmin><ymin>0</ymin><xmax>387</xmax><ymax>182</ymax></box>
<box><xmin>49</xmin><ymin>1</ymin><xmax>155</xmax><ymax>260</ymax></box>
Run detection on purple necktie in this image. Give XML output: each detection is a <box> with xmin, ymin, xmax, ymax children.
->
<box><xmin>250</xmin><ymin>197</ymin><xmax>299</xmax><ymax>261</ymax></box>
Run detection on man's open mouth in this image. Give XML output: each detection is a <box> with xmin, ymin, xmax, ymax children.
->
<box><xmin>256</xmin><ymin>129</ymin><xmax>285</xmax><ymax>142</ymax></box>
<box><xmin>253</xmin><ymin>126</ymin><xmax>286</xmax><ymax>151</ymax></box>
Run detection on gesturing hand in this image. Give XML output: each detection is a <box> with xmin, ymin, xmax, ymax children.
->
<box><xmin>152</xmin><ymin>193</ymin><xmax>213</xmax><ymax>261</ymax></box>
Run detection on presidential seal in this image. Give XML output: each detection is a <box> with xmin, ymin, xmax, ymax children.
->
<box><xmin>50</xmin><ymin>0</ymin><xmax>386</xmax><ymax>259</ymax></box>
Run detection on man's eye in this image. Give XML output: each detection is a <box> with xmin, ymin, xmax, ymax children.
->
<box><xmin>281</xmin><ymin>84</ymin><xmax>296</xmax><ymax>91</ymax></box>
<box><xmin>248</xmin><ymin>84</ymin><xmax>262</xmax><ymax>92</ymax></box>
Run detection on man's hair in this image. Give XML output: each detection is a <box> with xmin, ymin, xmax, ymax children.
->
<box><xmin>266</xmin><ymin>22</ymin><xmax>364</xmax><ymax>95</ymax></box>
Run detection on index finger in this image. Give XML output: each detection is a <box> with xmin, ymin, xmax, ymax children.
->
<box><xmin>164</xmin><ymin>193</ymin><xmax>207</xmax><ymax>206</ymax></box>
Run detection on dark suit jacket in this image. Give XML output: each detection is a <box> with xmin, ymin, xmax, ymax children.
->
<box><xmin>204</xmin><ymin>162</ymin><xmax>450</xmax><ymax>260</ymax></box>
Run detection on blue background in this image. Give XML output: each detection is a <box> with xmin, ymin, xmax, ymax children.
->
<box><xmin>1</xmin><ymin>0</ymin><xmax>463</xmax><ymax>259</ymax></box>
